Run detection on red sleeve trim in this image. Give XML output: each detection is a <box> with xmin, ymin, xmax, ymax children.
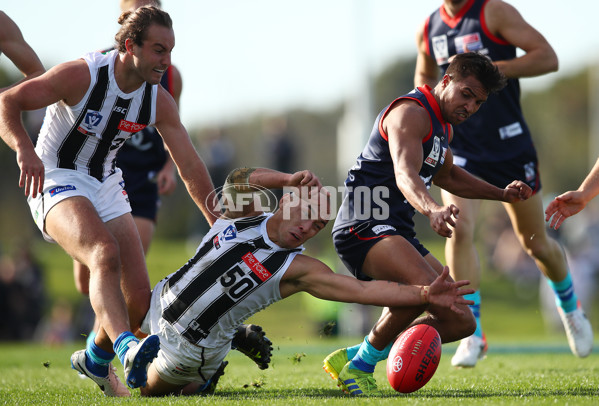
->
<box><xmin>423</xmin><ymin>16</ymin><xmax>431</xmax><ymax>56</ymax></box>
<box><xmin>480</xmin><ymin>0</ymin><xmax>510</xmax><ymax>45</ymax></box>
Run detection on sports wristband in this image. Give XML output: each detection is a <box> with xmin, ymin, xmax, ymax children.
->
<box><xmin>420</xmin><ymin>285</ymin><xmax>430</xmax><ymax>304</ymax></box>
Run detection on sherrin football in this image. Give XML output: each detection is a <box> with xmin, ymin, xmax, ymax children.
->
<box><xmin>386</xmin><ymin>324</ymin><xmax>441</xmax><ymax>393</ymax></box>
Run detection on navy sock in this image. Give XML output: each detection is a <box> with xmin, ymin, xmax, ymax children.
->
<box><xmin>85</xmin><ymin>340</ymin><xmax>114</xmax><ymax>377</ymax></box>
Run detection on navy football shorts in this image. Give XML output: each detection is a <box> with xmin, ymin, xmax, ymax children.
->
<box><xmin>332</xmin><ymin>221</ymin><xmax>429</xmax><ymax>281</ymax></box>
<box><xmin>454</xmin><ymin>149</ymin><xmax>541</xmax><ymax>193</ymax></box>
<box><xmin>122</xmin><ymin>169</ymin><xmax>160</xmax><ymax>221</ymax></box>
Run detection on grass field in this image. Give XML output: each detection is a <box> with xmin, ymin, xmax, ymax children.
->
<box><xmin>2</xmin><ymin>238</ymin><xmax>596</xmax><ymax>404</ymax></box>
<box><xmin>0</xmin><ymin>340</ymin><xmax>598</xmax><ymax>405</ymax></box>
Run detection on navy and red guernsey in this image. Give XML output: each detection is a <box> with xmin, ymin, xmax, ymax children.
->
<box><xmin>423</xmin><ymin>0</ymin><xmax>535</xmax><ymax>163</ymax></box>
<box><xmin>333</xmin><ymin>85</ymin><xmax>451</xmax><ymax>236</ymax></box>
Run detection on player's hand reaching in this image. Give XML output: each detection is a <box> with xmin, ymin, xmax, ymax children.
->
<box><xmin>428</xmin><ymin>204</ymin><xmax>459</xmax><ymax>238</ymax></box>
<box><xmin>544</xmin><ymin>191</ymin><xmax>588</xmax><ymax>230</ymax></box>
<box><xmin>287</xmin><ymin>170</ymin><xmax>323</xmax><ymax>190</ymax></box>
<box><xmin>502</xmin><ymin>180</ymin><xmax>532</xmax><ymax>203</ymax></box>
<box><xmin>425</xmin><ymin>266</ymin><xmax>474</xmax><ymax>315</ymax></box>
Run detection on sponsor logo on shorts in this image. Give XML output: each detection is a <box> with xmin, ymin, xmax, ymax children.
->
<box><xmin>372</xmin><ymin>224</ymin><xmax>396</xmax><ymax>234</ymax></box>
<box><xmin>49</xmin><ymin>185</ymin><xmax>76</xmax><ymax>197</ymax></box>
<box><xmin>118</xmin><ymin>119</ymin><xmax>147</xmax><ymax>133</ymax></box>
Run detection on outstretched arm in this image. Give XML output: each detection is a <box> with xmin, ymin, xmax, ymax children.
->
<box><xmin>433</xmin><ymin>148</ymin><xmax>532</xmax><ymax>203</ymax></box>
<box><xmin>222</xmin><ymin>167</ymin><xmax>323</xmax><ymax>219</ymax></box>
<box><xmin>281</xmin><ymin>255</ymin><xmax>474</xmax><ymax>314</ymax></box>
<box><xmin>545</xmin><ymin>158</ymin><xmax>599</xmax><ymax>230</ymax></box>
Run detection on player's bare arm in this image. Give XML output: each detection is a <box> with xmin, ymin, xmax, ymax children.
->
<box><xmin>545</xmin><ymin>158</ymin><xmax>599</xmax><ymax>230</ymax></box>
<box><xmin>222</xmin><ymin>167</ymin><xmax>324</xmax><ymax>219</ymax></box>
<box><xmin>386</xmin><ymin>101</ymin><xmax>456</xmax><ymax>237</ymax></box>
<box><xmin>154</xmin><ymin>86</ymin><xmax>219</xmax><ymax>225</ymax></box>
<box><xmin>0</xmin><ymin>11</ymin><xmax>44</xmax><ymax>87</ymax></box>
<box><xmin>484</xmin><ymin>0</ymin><xmax>558</xmax><ymax>78</ymax></box>
<box><xmin>280</xmin><ymin>255</ymin><xmax>474</xmax><ymax>312</ymax></box>
<box><xmin>414</xmin><ymin>21</ymin><xmax>440</xmax><ymax>88</ymax></box>
<box><xmin>0</xmin><ymin>60</ymin><xmax>90</xmax><ymax>197</ymax></box>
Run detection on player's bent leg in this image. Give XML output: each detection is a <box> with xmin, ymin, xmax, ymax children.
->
<box><xmin>106</xmin><ymin>214</ymin><xmax>152</xmax><ymax>333</ymax></box>
<box><xmin>441</xmin><ymin>190</ymin><xmax>482</xmax><ymax>286</ymax></box>
<box><xmin>504</xmin><ymin>196</ymin><xmax>593</xmax><ymax>357</ymax></box>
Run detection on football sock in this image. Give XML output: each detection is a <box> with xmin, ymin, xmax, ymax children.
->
<box><xmin>85</xmin><ymin>340</ymin><xmax>115</xmax><ymax>377</ymax></box>
<box><xmin>349</xmin><ymin>336</ymin><xmax>393</xmax><ymax>373</ymax></box>
<box><xmin>346</xmin><ymin>343</ymin><xmax>361</xmax><ymax>360</ymax></box>
<box><xmin>85</xmin><ymin>330</ymin><xmax>97</xmax><ymax>350</ymax></box>
<box><xmin>114</xmin><ymin>331</ymin><xmax>139</xmax><ymax>366</ymax></box>
<box><xmin>548</xmin><ymin>273</ymin><xmax>578</xmax><ymax>313</ymax></box>
<box><xmin>465</xmin><ymin>291</ymin><xmax>482</xmax><ymax>338</ymax></box>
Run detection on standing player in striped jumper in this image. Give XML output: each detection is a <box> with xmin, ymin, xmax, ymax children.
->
<box><xmin>74</xmin><ymin>0</ymin><xmax>274</xmax><ymax>382</ymax></box>
<box><xmin>136</xmin><ymin>166</ymin><xmax>476</xmax><ymax>397</ymax></box>
<box><xmin>415</xmin><ymin>0</ymin><xmax>593</xmax><ymax>368</ymax></box>
<box><xmin>0</xmin><ymin>6</ymin><xmax>218</xmax><ymax>396</ymax></box>
<box><xmin>323</xmin><ymin>53</ymin><xmax>531</xmax><ymax>396</ymax></box>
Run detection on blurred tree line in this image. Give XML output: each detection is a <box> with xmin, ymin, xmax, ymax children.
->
<box><xmin>0</xmin><ymin>57</ymin><xmax>594</xmax><ymax>251</ymax></box>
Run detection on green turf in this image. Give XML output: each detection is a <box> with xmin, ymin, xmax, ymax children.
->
<box><xmin>21</xmin><ymin>238</ymin><xmax>599</xmax><ymax>404</ymax></box>
<box><xmin>0</xmin><ymin>341</ymin><xmax>597</xmax><ymax>405</ymax></box>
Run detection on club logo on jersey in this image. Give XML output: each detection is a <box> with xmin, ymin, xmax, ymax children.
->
<box><xmin>424</xmin><ymin>136</ymin><xmax>441</xmax><ymax>167</ymax></box>
<box><xmin>221</xmin><ymin>225</ymin><xmax>237</xmax><ymax>241</ymax></box>
<box><xmin>454</xmin><ymin>32</ymin><xmax>483</xmax><ymax>53</ymax></box>
<box><xmin>372</xmin><ymin>224</ymin><xmax>396</xmax><ymax>235</ymax></box>
<box><xmin>78</xmin><ymin>110</ymin><xmax>103</xmax><ymax>135</ymax></box>
<box><xmin>213</xmin><ymin>235</ymin><xmax>221</xmax><ymax>249</ymax></box>
<box><xmin>242</xmin><ymin>252</ymin><xmax>271</xmax><ymax>282</ymax></box>
<box><xmin>118</xmin><ymin>119</ymin><xmax>147</xmax><ymax>133</ymax></box>
<box><xmin>432</xmin><ymin>35</ymin><xmax>449</xmax><ymax>65</ymax></box>
<box><xmin>49</xmin><ymin>185</ymin><xmax>76</xmax><ymax>197</ymax></box>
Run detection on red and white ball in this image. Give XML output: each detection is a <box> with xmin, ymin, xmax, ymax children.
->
<box><xmin>386</xmin><ymin>324</ymin><xmax>442</xmax><ymax>393</ymax></box>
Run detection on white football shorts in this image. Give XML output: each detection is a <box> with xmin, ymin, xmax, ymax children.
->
<box><xmin>27</xmin><ymin>168</ymin><xmax>131</xmax><ymax>242</ymax></box>
<box><xmin>140</xmin><ymin>279</ymin><xmax>231</xmax><ymax>386</ymax></box>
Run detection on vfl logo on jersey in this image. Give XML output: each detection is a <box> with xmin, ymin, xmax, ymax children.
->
<box><xmin>372</xmin><ymin>224</ymin><xmax>396</xmax><ymax>235</ymax></box>
<box><xmin>454</xmin><ymin>32</ymin><xmax>483</xmax><ymax>53</ymax></box>
<box><xmin>424</xmin><ymin>136</ymin><xmax>441</xmax><ymax>167</ymax></box>
<box><xmin>220</xmin><ymin>225</ymin><xmax>237</xmax><ymax>241</ymax></box>
<box><xmin>49</xmin><ymin>185</ymin><xmax>76</xmax><ymax>197</ymax></box>
<box><xmin>118</xmin><ymin>119</ymin><xmax>147</xmax><ymax>133</ymax></box>
<box><xmin>440</xmin><ymin>147</ymin><xmax>447</xmax><ymax>165</ymax></box>
<box><xmin>432</xmin><ymin>35</ymin><xmax>449</xmax><ymax>65</ymax></box>
<box><xmin>213</xmin><ymin>235</ymin><xmax>221</xmax><ymax>249</ymax></box>
<box><xmin>78</xmin><ymin>110</ymin><xmax>103</xmax><ymax>135</ymax></box>
<box><xmin>242</xmin><ymin>252</ymin><xmax>271</xmax><ymax>282</ymax></box>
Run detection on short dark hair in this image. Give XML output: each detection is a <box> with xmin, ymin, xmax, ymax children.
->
<box><xmin>446</xmin><ymin>52</ymin><xmax>507</xmax><ymax>94</ymax></box>
<box><xmin>114</xmin><ymin>5</ymin><xmax>172</xmax><ymax>53</ymax></box>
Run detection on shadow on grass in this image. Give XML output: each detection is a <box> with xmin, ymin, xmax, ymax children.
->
<box><xmin>207</xmin><ymin>387</ymin><xmax>599</xmax><ymax>399</ymax></box>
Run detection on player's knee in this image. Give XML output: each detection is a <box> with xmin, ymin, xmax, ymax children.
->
<box><xmin>88</xmin><ymin>239</ymin><xmax>121</xmax><ymax>274</ymax></box>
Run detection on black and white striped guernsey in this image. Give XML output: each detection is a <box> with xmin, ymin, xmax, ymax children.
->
<box><xmin>35</xmin><ymin>50</ymin><xmax>157</xmax><ymax>181</ymax></box>
<box><xmin>157</xmin><ymin>214</ymin><xmax>302</xmax><ymax>348</ymax></box>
